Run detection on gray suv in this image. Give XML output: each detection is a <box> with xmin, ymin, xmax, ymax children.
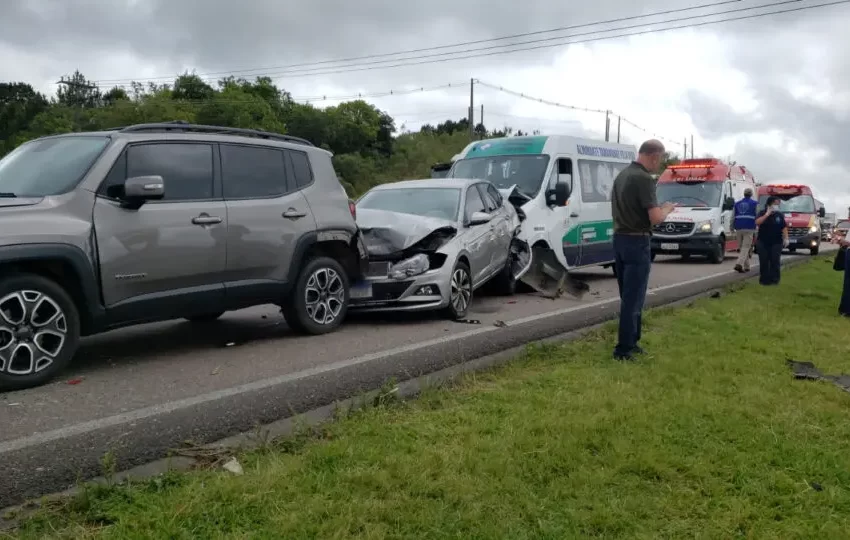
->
<box><xmin>0</xmin><ymin>122</ymin><xmax>368</xmax><ymax>391</ymax></box>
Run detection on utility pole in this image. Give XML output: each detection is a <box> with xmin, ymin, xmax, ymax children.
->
<box><xmin>616</xmin><ymin>115</ymin><xmax>621</xmax><ymax>143</ymax></box>
<box><xmin>690</xmin><ymin>134</ymin><xmax>694</xmax><ymax>158</ymax></box>
<box><xmin>480</xmin><ymin>104</ymin><xmax>484</xmax><ymax>139</ymax></box>
<box><xmin>683</xmin><ymin>137</ymin><xmax>688</xmax><ymax>160</ymax></box>
<box><xmin>468</xmin><ymin>78</ymin><xmax>475</xmax><ymax>139</ymax></box>
<box><xmin>604</xmin><ymin>110</ymin><xmax>610</xmax><ymax>141</ymax></box>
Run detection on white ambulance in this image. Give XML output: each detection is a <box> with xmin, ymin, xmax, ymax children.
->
<box><xmin>446</xmin><ymin>135</ymin><xmax>637</xmax><ymax>296</ymax></box>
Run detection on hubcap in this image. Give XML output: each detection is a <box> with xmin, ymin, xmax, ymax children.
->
<box><xmin>304</xmin><ymin>268</ymin><xmax>345</xmax><ymax>325</ymax></box>
<box><xmin>450</xmin><ymin>268</ymin><xmax>472</xmax><ymax>314</ymax></box>
<box><xmin>0</xmin><ymin>290</ymin><xmax>67</xmax><ymax>376</ymax></box>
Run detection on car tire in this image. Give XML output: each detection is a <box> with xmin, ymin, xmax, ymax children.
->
<box><xmin>708</xmin><ymin>240</ymin><xmax>724</xmax><ymax>264</ymax></box>
<box><xmin>185</xmin><ymin>312</ymin><xmax>225</xmax><ymax>323</ymax></box>
<box><xmin>810</xmin><ymin>246</ymin><xmax>819</xmax><ymax>256</ymax></box>
<box><xmin>0</xmin><ymin>273</ymin><xmax>81</xmax><ymax>391</ymax></box>
<box><xmin>282</xmin><ymin>256</ymin><xmax>350</xmax><ymax>335</ymax></box>
<box><xmin>442</xmin><ymin>260</ymin><xmax>473</xmax><ymax>320</ymax></box>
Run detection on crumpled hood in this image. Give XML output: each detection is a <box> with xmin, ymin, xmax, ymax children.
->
<box><xmin>356</xmin><ymin>208</ymin><xmax>457</xmax><ymax>256</ymax></box>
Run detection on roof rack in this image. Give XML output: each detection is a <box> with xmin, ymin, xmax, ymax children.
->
<box><xmin>114</xmin><ymin>121</ymin><xmax>314</xmax><ymax>147</ymax></box>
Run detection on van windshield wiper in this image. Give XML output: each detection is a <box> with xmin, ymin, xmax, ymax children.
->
<box><xmin>0</xmin><ymin>192</ymin><xmax>17</xmax><ymax>198</ymax></box>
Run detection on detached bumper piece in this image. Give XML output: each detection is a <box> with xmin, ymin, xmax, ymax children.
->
<box><xmin>519</xmin><ymin>245</ymin><xmax>589</xmax><ymax>299</ymax></box>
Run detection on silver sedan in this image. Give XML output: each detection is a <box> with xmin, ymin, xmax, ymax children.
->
<box><xmin>351</xmin><ymin>178</ymin><xmax>530</xmax><ymax>319</ymax></box>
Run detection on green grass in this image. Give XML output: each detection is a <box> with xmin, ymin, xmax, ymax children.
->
<box><xmin>7</xmin><ymin>258</ymin><xmax>850</xmax><ymax>539</ymax></box>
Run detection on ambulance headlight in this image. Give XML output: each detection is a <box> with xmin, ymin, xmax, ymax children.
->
<box><xmin>809</xmin><ymin>225</ymin><xmax>818</xmax><ymax>233</ymax></box>
<box><xmin>696</xmin><ymin>220</ymin><xmax>713</xmax><ymax>233</ymax></box>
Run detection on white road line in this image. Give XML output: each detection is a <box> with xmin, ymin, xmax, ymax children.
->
<box><xmin>0</xmin><ymin>259</ymin><xmax>792</xmax><ymax>454</ymax></box>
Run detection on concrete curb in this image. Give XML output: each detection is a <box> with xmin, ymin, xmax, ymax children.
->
<box><xmin>0</xmin><ymin>255</ymin><xmax>815</xmax><ymax>511</ymax></box>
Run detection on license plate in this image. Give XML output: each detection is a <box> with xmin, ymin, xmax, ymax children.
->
<box><xmin>350</xmin><ymin>281</ymin><xmax>373</xmax><ymax>299</ymax></box>
<box><xmin>790</xmin><ymin>238</ymin><xmax>799</xmax><ymax>244</ymax></box>
<box><xmin>660</xmin><ymin>243</ymin><xmax>679</xmax><ymax>250</ymax></box>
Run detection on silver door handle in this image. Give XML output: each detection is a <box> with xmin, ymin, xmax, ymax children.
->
<box><xmin>192</xmin><ymin>215</ymin><xmax>222</xmax><ymax>225</ymax></box>
<box><xmin>282</xmin><ymin>209</ymin><xmax>307</xmax><ymax>219</ymax></box>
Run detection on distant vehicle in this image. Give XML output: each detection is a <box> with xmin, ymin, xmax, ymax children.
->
<box><xmin>446</xmin><ymin>135</ymin><xmax>637</xmax><ymax>297</ymax></box>
<box><xmin>352</xmin><ymin>178</ymin><xmax>530</xmax><ymax>319</ymax></box>
<box><xmin>0</xmin><ymin>122</ymin><xmax>368</xmax><ymax>391</ymax></box>
<box><xmin>835</xmin><ymin>220</ymin><xmax>850</xmax><ymax>241</ymax></box>
<box><xmin>651</xmin><ymin>158</ymin><xmax>757</xmax><ymax>264</ymax></box>
<box><xmin>755</xmin><ymin>184</ymin><xmax>825</xmax><ymax>255</ymax></box>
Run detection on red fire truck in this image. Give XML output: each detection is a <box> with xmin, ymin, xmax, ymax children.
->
<box><xmin>755</xmin><ymin>184</ymin><xmax>826</xmax><ymax>255</ymax></box>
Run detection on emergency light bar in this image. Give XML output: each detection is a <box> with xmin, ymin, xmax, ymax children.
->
<box><xmin>765</xmin><ymin>184</ymin><xmax>805</xmax><ymax>195</ymax></box>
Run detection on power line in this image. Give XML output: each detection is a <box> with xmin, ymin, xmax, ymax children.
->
<box><xmin>478</xmin><ymin>81</ymin><xmax>685</xmax><ymax>145</ymax></box>
<box><xmin>88</xmin><ymin>0</ymin><xmax>846</xmax><ymax>84</ymax></box>
<box><xmin>92</xmin><ymin>0</ymin><xmax>742</xmax><ymax>85</ymax></box>
<box><xmin>293</xmin><ymin>81</ymin><xmax>467</xmax><ymax>103</ymax></box>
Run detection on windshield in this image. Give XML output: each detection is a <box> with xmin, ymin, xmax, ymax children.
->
<box><xmin>0</xmin><ymin>136</ymin><xmax>111</xmax><ymax>197</ymax></box>
<box><xmin>357</xmin><ymin>187</ymin><xmax>461</xmax><ymax>221</ymax></box>
<box><xmin>757</xmin><ymin>194</ymin><xmax>815</xmax><ymax>213</ymax></box>
<box><xmin>656</xmin><ymin>182</ymin><xmax>722</xmax><ymax>207</ymax></box>
<box><xmin>449</xmin><ymin>155</ymin><xmax>549</xmax><ymax>198</ymax></box>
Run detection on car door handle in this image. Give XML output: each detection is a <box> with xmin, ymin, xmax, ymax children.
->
<box><xmin>191</xmin><ymin>215</ymin><xmax>222</xmax><ymax>225</ymax></box>
<box><xmin>282</xmin><ymin>209</ymin><xmax>307</xmax><ymax>219</ymax></box>
<box><xmin>570</xmin><ymin>212</ymin><xmax>579</xmax><ymax>218</ymax></box>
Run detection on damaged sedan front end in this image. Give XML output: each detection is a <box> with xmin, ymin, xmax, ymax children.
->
<box><xmin>350</xmin><ymin>178</ymin><xmax>530</xmax><ymax>319</ymax></box>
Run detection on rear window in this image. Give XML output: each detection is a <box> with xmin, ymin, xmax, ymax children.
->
<box><xmin>0</xmin><ymin>136</ymin><xmax>110</xmax><ymax>197</ymax></box>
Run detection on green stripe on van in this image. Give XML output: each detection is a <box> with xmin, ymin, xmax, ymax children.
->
<box><xmin>466</xmin><ymin>136</ymin><xmax>548</xmax><ymax>157</ymax></box>
<box><xmin>562</xmin><ymin>220</ymin><xmax>614</xmax><ymax>245</ymax></box>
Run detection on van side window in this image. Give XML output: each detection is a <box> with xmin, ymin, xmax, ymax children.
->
<box><xmin>548</xmin><ymin>158</ymin><xmax>572</xmax><ymax>191</ymax></box>
<box><xmin>577</xmin><ymin>159</ymin><xmax>625</xmax><ymax>203</ymax></box>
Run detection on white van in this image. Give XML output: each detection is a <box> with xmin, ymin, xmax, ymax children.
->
<box><xmin>446</xmin><ymin>135</ymin><xmax>637</xmax><ymax>296</ymax></box>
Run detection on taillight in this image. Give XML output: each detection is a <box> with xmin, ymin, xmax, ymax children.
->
<box><xmin>348</xmin><ymin>199</ymin><xmax>356</xmax><ymax>221</ymax></box>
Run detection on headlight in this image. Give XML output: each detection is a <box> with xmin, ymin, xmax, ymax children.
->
<box><xmin>389</xmin><ymin>253</ymin><xmax>430</xmax><ymax>279</ymax></box>
<box><xmin>696</xmin><ymin>220</ymin><xmax>713</xmax><ymax>233</ymax></box>
<box><xmin>810</xmin><ymin>225</ymin><xmax>818</xmax><ymax>233</ymax></box>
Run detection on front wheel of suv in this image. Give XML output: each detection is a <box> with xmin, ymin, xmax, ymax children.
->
<box><xmin>0</xmin><ymin>273</ymin><xmax>81</xmax><ymax>391</ymax></box>
<box><xmin>282</xmin><ymin>256</ymin><xmax>350</xmax><ymax>335</ymax></box>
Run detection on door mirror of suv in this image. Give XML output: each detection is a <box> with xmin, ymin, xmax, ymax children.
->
<box><xmin>469</xmin><ymin>211</ymin><xmax>493</xmax><ymax>226</ymax></box>
<box><xmin>121</xmin><ymin>176</ymin><xmax>165</xmax><ymax>209</ymax></box>
<box><xmin>552</xmin><ymin>176</ymin><xmax>571</xmax><ymax>206</ymax></box>
<box><xmin>723</xmin><ymin>196</ymin><xmax>735</xmax><ymax>211</ymax></box>
<box><xmin>818</xmin><ymin>207</ymin><xmax>826</xmax><ymax>218</ymax></box>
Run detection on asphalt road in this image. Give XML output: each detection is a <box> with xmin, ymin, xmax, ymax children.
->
<box><xmin>0</xmin><ymin>247</ymin><xmax>836</xmax><ymax>508</ymax></box>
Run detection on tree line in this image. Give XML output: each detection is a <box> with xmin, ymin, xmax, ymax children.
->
<box><xmin>1</xmin><ymin>70</ymin><xmax>681</xmax><ymax>196</ymax></box>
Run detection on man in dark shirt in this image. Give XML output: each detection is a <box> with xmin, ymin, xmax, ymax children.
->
<box><xmin>610</xmin><ymin>139</ymin><xmax>675</xmax><ymax>361</ymax></box>
<box><xmin>754</xmin><ymin>195</ymin><xmax>789</xmax><ymax>285</ymax></box>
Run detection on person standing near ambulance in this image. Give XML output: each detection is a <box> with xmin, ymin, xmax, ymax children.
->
<box><xmin>755</xmin><ymin>195</ymin><xmax>789</xmax><ymax>285</ymax></box>
<box><xmin>733</xmin><ymin>188</ymin><xmax>757</xmax><ymax>273</ymax></box>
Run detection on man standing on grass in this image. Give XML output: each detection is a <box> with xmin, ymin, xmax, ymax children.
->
<box><xmin>755</xmin><ymin>195</ymin><xmax>789</xmax><ymax>285</ymax></box>
<box><xmin>610</xmin><ymin>139</ymin><xmax>675</xmax><ymax>361</ymax></box>
<box><xmin>733</xmin><ymin>188</ymin><xmax>757</xmax><ymax>273</ymax></box>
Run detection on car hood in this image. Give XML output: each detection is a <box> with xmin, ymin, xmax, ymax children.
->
<box><xmin>356</xmin><ymin>208</ymin><xmax>457</xmax><ymax>257</ymax></box>
<box><xmin>0</xmin><ymin>196</ymin><xmax>44</xmax><ymax>208</ymax></box>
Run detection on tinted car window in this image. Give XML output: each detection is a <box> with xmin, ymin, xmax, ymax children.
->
<box><xmin>127</xmin><ymin>143</ymin><xmax>214</xmax><ymax>201</ymax></box>
<box><xmin>476</xmin><ymin>184</ymin><xmax>498</xmax><ymax>212</ymax></box>
<box><xmin>486</xmin><ymin>184</ymin><xmax>503</xmax><ymax>208</ymax></box>
<box><xmin>465</xmin><ymin>185</ymin><xmax>487</xmax><ymax>220</ymax></box>
<box><xmin>288</xmin><ymin>150</ymin><xmax>314</xmax><ymax>189</ymax></box>
<box><xmin>221</xmin><ymin>144</ymin><xmax>287</xmax><ymax>199</ymax></box>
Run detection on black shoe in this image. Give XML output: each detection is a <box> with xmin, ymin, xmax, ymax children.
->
<box><xmin>613</xmin><ymin>349</ymin><xmax>637</xmax><ymax>361</ymax></box>
<box><xmin>632</xmin><ymin>346</ymin><xmax>646</xmax><ymax>355</ymax></box>
<box><xmin>734</xmin><ymin>264</ymin><xmax>743</xmax><ymax>273</ymax></box>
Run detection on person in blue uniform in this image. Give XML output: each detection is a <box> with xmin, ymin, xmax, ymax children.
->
<box><xmin>754</xmin><ymin>195</ymin><xmax>789</xmax><ymax>285</ymax></box>
<box><xmin>732</xmin><ymin>188</ymin><xmax>757</xmax><ymax>273</ymax></box>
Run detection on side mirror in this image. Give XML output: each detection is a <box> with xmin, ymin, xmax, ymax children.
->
<box><xmin>469</xmin><ymin>211</ymin><xmax>492</xmax><ymax>226</ymax></box>
<box><xmin>818</xmin><ymin>207</ymin><xmax>826</xmax><ymax>218</ymax></box>
<box><xmin>120</xmin><ymin>175</ymin><xmax>165</xmax><ymax>209</ymax></box>
<box><xmin>723</xmin><ymin>196</ymin><xmax>735</xmax><ymax>211</ymax></box>
<box><xmin>553</xmin><ymin>177</ymin><xmax>571</xmax><ymax>206</ymax></box>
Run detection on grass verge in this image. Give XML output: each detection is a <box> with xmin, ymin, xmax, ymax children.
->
<box><xmin>6</xmin><ymin>258</ymin><xmax>850</xmax><ymax>539</ymax></box>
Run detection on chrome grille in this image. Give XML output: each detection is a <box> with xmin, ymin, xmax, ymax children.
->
<box><xmin>652</xmin><ymin>222</ymin><xmax>694</xmax><ymax>236</ymax></box>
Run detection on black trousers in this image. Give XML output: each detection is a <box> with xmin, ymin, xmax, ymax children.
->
<box><xmin>757</xmin><ymin>240</ymin><xmax>782</xmax><ymax>285</ymax></box>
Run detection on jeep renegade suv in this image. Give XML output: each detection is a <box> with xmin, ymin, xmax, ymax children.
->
<box><xmin>0</xmin><ymin>122</ymin><xmax>368</xmax><ymax>391</ymax></box>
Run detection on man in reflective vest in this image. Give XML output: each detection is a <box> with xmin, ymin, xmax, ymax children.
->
<box><xmin>733</xmin><ymin>188</ymin><xmax>757</xmax><ymax>273</ymax></box>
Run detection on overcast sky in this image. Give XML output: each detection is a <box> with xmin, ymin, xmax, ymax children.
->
<box><xmin>2</xmin><ymin>0</ymin><xmax>848</xmax><ymax>213</ymax></box>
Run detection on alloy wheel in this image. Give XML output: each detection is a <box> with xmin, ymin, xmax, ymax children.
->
<box><xmin>304</xmin><ymin>267</ymin><xmax>345</xmax><ymax>325</ymax></box>
<box><xmin>0</xmin><ymin>290</ymin><xmax>68</xmax><ymax>376</ymax></box>
<box><xmin>450</xmin><ymin>267</ymin><xmax>472</xmax><ymax>314</ymax></box>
